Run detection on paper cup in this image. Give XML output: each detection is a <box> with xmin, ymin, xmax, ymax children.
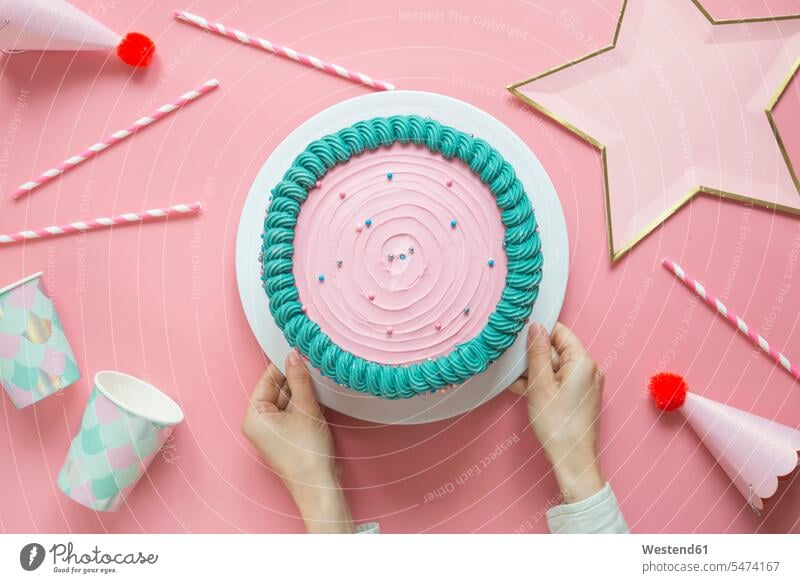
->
<box><xmin>0</xmin><ymin>272</ymin><xmax>80</xmax><ymax>408</ymax></box>
<box><xmin>57</xmin><ymin>371</ymin><xmax>184</xmax><ymax>512</ymax></box>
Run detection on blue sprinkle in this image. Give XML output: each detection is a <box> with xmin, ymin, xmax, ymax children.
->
<box><xmin>399</xmin><ymin>254</ymin><xmax>407</xmax><ymax>260</ymax></box>
<box><xmin>450</xmin><ymin>219</ymin><xmax>457</xmax><ymax>229</ymax></box>
<box><xmin>488</xmin><ymin>258</ymin><xmax>495</xmax><ymax>267</ymax></box>
<box><xmin>387</xmin><ymin>172</ymin><xmax>393</xmax><ymax>180</ymax></box>
<box><xmin>365</xmin><ymin>218</ymin><xmax>372</xmax><ymax>227</ymax></box>
<box><xmin>318</xmin><ymin>274</ymin><xmax>325</xmax><ymax>282</ymax></box>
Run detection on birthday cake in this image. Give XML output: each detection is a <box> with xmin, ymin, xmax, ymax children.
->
<box><xmin>261</xmin><ymin>115</ymin><xmax>542</xmax><ymax>398</ymax></box>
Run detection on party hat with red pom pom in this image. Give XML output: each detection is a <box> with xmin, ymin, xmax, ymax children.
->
<box><xmin>649</xmin><ymin>373</ymin><xmax>800</xmax><ymax>513</ymax></box>
<box><xmin>0</xmin><ymin>0</ymin><xmax>154</xmax><ymax>67</ymax></box>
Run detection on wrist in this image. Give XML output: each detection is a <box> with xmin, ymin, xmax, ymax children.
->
<box><xmin>288</xmin><ymin>476</ymin><xmax>355</xmax><ymax>534</ymax></box>
<box><xmin>549</xmin><ymin>449</ymin><xmax>605</xmax><ymax>504</ymax></box>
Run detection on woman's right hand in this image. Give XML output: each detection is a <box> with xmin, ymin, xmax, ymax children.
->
<box><xmin>508</xmin><ymin>322</ymin><xmax>606</xmax><ymax>504</ymax></box>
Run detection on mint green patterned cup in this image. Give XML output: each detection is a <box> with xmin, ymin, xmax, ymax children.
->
<box><xmin>57</xmin><ymin>371</ymin><xmax>184</xmax><ymax>512</ymax></box>
<box><xmin>0</xmin><ymin>272</ymin><xmax>80</xmax><ymax>409</ymax></box>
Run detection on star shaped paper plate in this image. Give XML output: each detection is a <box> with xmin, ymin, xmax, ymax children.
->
<box><xmin>509</xmin><ymin>0</ymin><xmax>800</xmax><ymax>261</ymax></box>
<box><xmin>236</xmin><ymin>91</ymin><xmax>568</xmax><ymax>424</ymax></box>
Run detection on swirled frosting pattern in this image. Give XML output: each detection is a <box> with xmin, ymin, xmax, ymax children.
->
<box><xmin>293</xmin><ymin>144</ymin><xmax>507</xmax><ymax>365</ymax></box>
<box><xmin>261</xmin><ymin>115</ymin><xmax>542</xmax><ymax>399</ymax></box>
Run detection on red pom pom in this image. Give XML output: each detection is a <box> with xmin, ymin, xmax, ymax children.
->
<box><xmin>116</xmin><ymin>33</ymin><xmax>155</xmax><ymax>68</ymax></box>
<box><xmin>648</xmin><ymin>372</ymin><xmax>688</xmax><ymax>411</ymax></box>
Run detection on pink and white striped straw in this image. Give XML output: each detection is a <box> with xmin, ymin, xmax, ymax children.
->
<box><xmin>12</xmin><ymin>79</ymin><xmax>220</xmax><ymax>200</ymax></box>
<box><xmin>174</xmin><ymin>10</ymin><xmax>395</xmax><ymax>91</ymax></box>
<box><xmin>0</xmin><ymin>202</ymin><xmax>202</xmax><ymax>245</ymax></box>
<box><xmin>663</xmin><ymin>258</ymin><xmax>800</xmax><ymax>381</ymax></box>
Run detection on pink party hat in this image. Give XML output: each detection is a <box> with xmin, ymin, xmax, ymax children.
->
<box><xmin>649</xmin><ymin>373</ymin><xmax>800</xmax><ymax>513</ymax></box>
<box><xmin>0</xmin><ymin>0</ymin><xmax>154</xmax><ymax>67</ymax></box>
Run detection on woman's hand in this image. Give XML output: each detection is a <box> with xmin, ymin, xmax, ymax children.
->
<box><xmin>508</xmin><ymin>322</ymin><xmax>606</xmax><ymax>504</ymax></box>
<box><xmin>242</xmin><ymin>351</ymin><xmax>354</xmax><ymax>533</ymax></box>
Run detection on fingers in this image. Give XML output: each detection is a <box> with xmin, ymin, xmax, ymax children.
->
<box><xmin>526</xmin><ymin>323</ymin><xmax>555</xmax><ymax>389</ymax></box>
<box><xmin>550</xmin><ymin>346</ymin><xmax>561</xmax><ymax>371</ymax></box>
<box><xmin>250</xmin><ymin>364</ymin><xmax>286</xmax><ymax>406</ymax></box>
<box><xmin>551</xmin><ymin>323</ymin><xmax>600</xmax><ymax>386</ymax></box>
<box><xmin>285</xmin><ymin>351</ymin><xmax>321</xmax><ymax>416</ymax></box>
<box><xmin>506</xmin><ymin>377</ymin><xmax>527</xmax><ymax>396</ymax></box>
<box><xmin>550</xmin><ymin>322</ymin><xmax>587</xmax><ymax>362</ymax></box>
<box><xmin>276</xmin><ymin>385</ymin><xmax>291</xmax><ymax>410</ymax></box>
<box><xmin>243</xmin><ymin>365</ymin><xmax>284</xmax><ymax>435</ymax></box>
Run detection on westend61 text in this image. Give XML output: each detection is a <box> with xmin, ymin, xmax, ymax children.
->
<box><xmin>642</xmin><ymin>544</ymin><xmax>708</xmax><ymax>555</ymax></box>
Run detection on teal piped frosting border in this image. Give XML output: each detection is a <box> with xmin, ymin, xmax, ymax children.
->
<box><xmin>261</xmin><ymin>115</ymin><xmax>543</xmax><ymax>399</ymax></box>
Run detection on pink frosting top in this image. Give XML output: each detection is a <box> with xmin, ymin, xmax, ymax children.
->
<box><xmin>293</xmin><ymin>143</ymin><xmax>507</xmax><ymax>365</ymax></box>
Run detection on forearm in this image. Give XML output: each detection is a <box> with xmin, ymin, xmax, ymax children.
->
<box><xmin>289</xmin><ymin>479</ymin><xmax>356</xmax><ymax>534</ymax></box>
<box><xmin>550</xmin><ymin>449</ymin><xmax>605</xmax><ymax>504</ymax></box>
<box><xmin>546</xmin><ymin>448</ymin><xmax>628</xmax><ymax>534</ymax></box>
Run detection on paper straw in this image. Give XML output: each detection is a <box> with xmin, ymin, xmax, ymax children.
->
<box><xmin>12</xmin><ymin>79</ymin><xmax>220</xmax><ymax>199</ymax></box>
<box><xmin>174</xmin><ymin>10</ymin><xmax>395</xmax><ymax>91</ymax></box>
<box><xmin>0</xmin><ymin>202</ymin><xmax>201</xmax><ymax>245</ymax></box>
<box><xmin>663</xmin><ymin>258</ymin><xmax>800</xmax><ymax>381</ymax></box>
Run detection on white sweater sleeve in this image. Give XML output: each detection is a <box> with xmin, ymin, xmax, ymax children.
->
<box><xmin>546</xmin><ymin>483</ymin><xmax>629</xmax><ymax>534</ymax></box>
<box><xmin>354</xmin><ymin>484</ymin><xmax>627</xmax><ymax>534</ymax></box>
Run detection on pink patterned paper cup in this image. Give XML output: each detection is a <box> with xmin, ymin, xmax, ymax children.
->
<box><xmin>57</xmin><ymin>371</ymin><xmax>184</xmax><ymax>512</ymax></box>
<box><xmin>0</xmin><ymin>272</ymin><xmax>80</xmax><ymax>408</ymax></box>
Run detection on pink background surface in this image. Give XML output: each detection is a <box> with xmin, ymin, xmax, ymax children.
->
<box><xmin>0</xmin><ymin>0</ymin><xmax>799</xmax><ymax>533</ymax></box>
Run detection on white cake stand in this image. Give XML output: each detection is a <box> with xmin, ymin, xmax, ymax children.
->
<box><xmin>236</xmin><ymin>91</ymin><xmax>568</xmax><ymax>425</ymax></box>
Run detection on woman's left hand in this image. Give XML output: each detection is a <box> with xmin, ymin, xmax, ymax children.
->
<box><xmin>242</xmin><ymin>351</ymin><xmax>354</xmax><ymax>533</ymax></box>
